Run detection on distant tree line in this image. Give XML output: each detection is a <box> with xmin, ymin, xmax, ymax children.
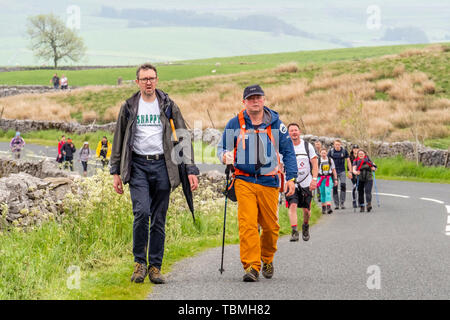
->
<box><xmin>98</xmin><ymin>6</ymin><xmax>352</xmax><ymax>47</ymax></box>
<box><xmin>100</xmin><ymin>6</ymin><xmax>309</xmax><ymax>36</ymax></box>
<box><xmin>382</xmin><ymin>26</ymin><xmax>429</xmax><ymax>44</ymax></box>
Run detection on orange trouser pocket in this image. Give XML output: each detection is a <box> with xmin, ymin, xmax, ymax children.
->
<box><xmin>234</xmin><ymin>178</ymin><xmax>280</xmax><ymax>272</ymax></box>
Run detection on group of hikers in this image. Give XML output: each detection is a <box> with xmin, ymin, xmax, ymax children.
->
<box><xmin>50</xmin><ymin>73</ymin><xmax>69</xmax><ymax>90</ymax></box>
<box><xmin>8</xmin><ymin>63</ymin><xmax>380</xmax><ymax>284</ymax></box>
<box><xmin>109</xmin><ymin>63</ymin><xmax>379</xmax><ymax>285</ymax></box>
<box><xmin>284</xmin><ymin>128</ymin><xmax>378</xmax><ymax>243</ymax></box>
<box><xmin>56</xmin><ymin>135</ymin><xmax>112</xmax><ymax>176</ymax></box>
<box><xmin>9</xmin><ymin>131</ymin><xmax>112</xmax><ymax>176</ymax></box>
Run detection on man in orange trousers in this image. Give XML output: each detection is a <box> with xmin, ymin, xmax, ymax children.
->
<box><xmin>218</xmin><ymin>84</ymin><xmax>298</xmax><ymax>282</ymax></box>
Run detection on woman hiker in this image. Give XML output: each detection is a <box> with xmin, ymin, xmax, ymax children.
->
<box><xmin>349</xmin><ymin>144</ymin><xmax>360</xmax><ymax>209</ymax></box>
<box><xmin>317</xmin><ymin>148</ymin><xmax>338</xmax><ymax>214</ymax></box>
<box><xmin>352</xmin><ymin>149</ymin><xmax>377</xmax><ymax>212</ymax></box>
<box><xmin>10</xmin><ymin>132</ymin><xmax>25</xmax><ymax>159</ymax></box>
<box><xmin>79</xmin><ymin>141</ymin><xmax>90</xmax><ymax>177</ymax></box>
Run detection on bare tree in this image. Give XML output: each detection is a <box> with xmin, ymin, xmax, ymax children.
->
<box><xmin>338</xmin><ymin>92</ymin><xmax>371</xmax><ymax>153</ymax></box>
<box><xmin>409</xmin><ymin>111</ymin><xmax>427</xmax><ymax>165</ymax></box>
<box><xmin>26</xmin><ymin>14</ymin><xmax>86</xmax><ymax>68</ymax></box>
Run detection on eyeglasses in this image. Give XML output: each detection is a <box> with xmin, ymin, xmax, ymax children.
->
<box><xmin>138</xmin><ymin>77</ymin><xmax>157</xmax><ymax>83</ymax></box>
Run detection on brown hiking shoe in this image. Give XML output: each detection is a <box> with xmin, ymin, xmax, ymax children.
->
<box><xmin>148</xmin><ymin>266</ymin><xmax>165</xmax><ymax>284</ymax></box>
<box><xmin>243</xmin><ymin>267</ymin><xmax>259</xmax><ymax>282</ymax></box>
<box><xmin>262</xmin><ymin>262</ymin><xmax>274</xmax><ymax>279</ymax></box>
<box><xmin>130</xmin><ymin>262</ymin><xmax>147</xmax><ymax>283</ymax></box>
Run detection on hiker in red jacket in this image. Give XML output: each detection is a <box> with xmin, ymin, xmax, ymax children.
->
<box><xmin>57</xmin><ymin>135</ymin><xmax>66</xmax><ymax>165</ymax></box>
<box><xmin>352</xmin><ymin>149</ymin><xmax>377</xmax><ymax>212</ymax></box>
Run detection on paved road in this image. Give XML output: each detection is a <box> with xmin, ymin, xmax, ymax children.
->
<box><xmin>2</xmin><ymin>143</ymin><xmax>449</xmax><ymax>298</ymax></box>
<box><xmin>149</xmin><ymin>179</ymin><xmax>450</xmax><ymax>300</ymax></box>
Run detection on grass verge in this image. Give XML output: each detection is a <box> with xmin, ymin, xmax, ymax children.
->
<box><xmin>0</xmin><ymin>129</ymin><xmax>114</xmax><ymax>150</ymax></box>
<box><xmin>0</xmin><ymin>169</ymin><xmax>321</xmax><ymax>300</ymax></box>
<box><xmin>374</xmin><ymin>156</ymin><xmax>450</xmax><ymax>184</ymax></box>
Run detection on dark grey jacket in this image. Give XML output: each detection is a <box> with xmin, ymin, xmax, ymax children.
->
<box><xmin>110</xmin><ymin>89</ymin><xmax>199</xmax><ymax>190</ymax></box>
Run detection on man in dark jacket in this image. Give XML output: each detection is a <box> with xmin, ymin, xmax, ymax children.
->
<box><xmin>327</xmin><ymin>139</ymin><xmax>352</xmax><ymax>210</ymax></box>
<box><xmin>61</xmin><ymin>137</ymin><xmax>76</xmax><ymax>171</ymax></box>
<box><xmin>110</xmin><ymin>63</ymin><xmax>199</xmax><ymax>285</ymax></box>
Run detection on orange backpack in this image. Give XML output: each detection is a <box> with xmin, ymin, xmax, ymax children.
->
<box><xmin>227</xmin><ymin>109</ymin><xmax>286</xmax><ymax>194</ymax></box>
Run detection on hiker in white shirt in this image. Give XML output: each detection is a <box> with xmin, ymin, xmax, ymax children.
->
<box><xmin>285</xmin><ymin>123</ymin><xmax>318</xmax><ymax>242</ymax></box>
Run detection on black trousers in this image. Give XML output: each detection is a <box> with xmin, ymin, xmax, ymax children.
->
<box><xmin>129</xmin><ymin>154</ymin><xmax>171</xmax><ymax>268</ymax></box>
<box><xmin>64</xmin><ymin>158</ymin><xmax>74</xmax><ymax>171</ymax></box>
<box><xmin>358</xmin><ymin>179</ymin><xmax>373</xmax><ymax>206</ymax></box>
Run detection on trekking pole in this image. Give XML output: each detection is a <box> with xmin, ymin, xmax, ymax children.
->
<box><xmin>353</xmin><ymin>175</ymin><xmax>359</xmax><ymax>213</ymax></box>
<box><xmin>220</xmin><ymin>164</ymin><xmax>233</xmax><ymax>274</ymax></box>
<box><xmin>372</xmin><ymin>171</ymin><xmax>380</xmax><ymax>207</ymax></box>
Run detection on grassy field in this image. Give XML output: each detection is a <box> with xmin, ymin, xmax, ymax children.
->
<box><xmin>1</xmin><ymin>43</ymin><xmax>449</xmax><ymax>148</ymax></box>
<box><xmin>0</xmin><ymin>169</ymin><xmax>321</xmax><ymax>299</ymax></box>
<box><xmin>0</xmin><ymin>43</ymin><xmax>434</xmax><ymax>86</ymax></box>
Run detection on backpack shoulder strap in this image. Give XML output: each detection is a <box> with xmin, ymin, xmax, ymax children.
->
<box><xmin>304</xmin><ymin>140</ymin><xmax>310</xmax><ymax>159</ymax></box>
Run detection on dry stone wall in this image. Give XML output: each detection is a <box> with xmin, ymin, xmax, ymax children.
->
<box><xmin>0</xmin><ymin>120</ymin><xmax>448</xmax><ymax>168</ymax></box>
<box><xmin>0</xmin><ymin>156</ymin><xmax>80</xmax><ymax>230</ymax></box>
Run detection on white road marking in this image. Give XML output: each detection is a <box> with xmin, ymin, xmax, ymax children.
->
<box><xmin>347</xmin><ymin>190</ymin><xmax>410</xmax><ymax>198</ymax></box>
<box><xmin>446</xmin><ymin>206</ymin><xmax>450</xmax><ymax>237</ymax></box>
<box><xmin>420</xmin><ymin>197</ymin><xmax>445</xmax><ymax>204</ymax></box>
<box><xmin>377</xmin><ymin>193</ymin><xmax>410</xmax><ymax>199</ymax></box>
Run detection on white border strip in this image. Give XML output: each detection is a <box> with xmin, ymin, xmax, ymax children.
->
<box><xmin>420</xmin><ymin>198</ymin><xmax>445</xmax><ymax>204</ymax></box>
<box><xmin>446</xmin><ymin>206</ymin><xmax>450</xmax><ymax>237</ymax></box>
<box><xmin>377</xmin><ymin>193</ymin><xmax>410</xmax><ymax>199</ymax></box>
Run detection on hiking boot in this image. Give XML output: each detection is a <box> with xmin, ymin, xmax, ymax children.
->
<box><xmin>340</xmin><ymin>204</ymin><xmax>346</xmax><ymax>210</ymax></box>
<box><xmin>290</xmin><ymin>229</ymin><xmax>299</xmax><ymax>242</ymax></box>
<box><xmin>360</xmin><ymin>206</ymin><xmax>365</xmax><ymax>212</ymax></box>
<box><xmin>367</xmin><ymin>203</ymin><xmax>372</xmax><ymax>212</ymax></box>
<box><xmin>130</xmin><ymin>262</ymin><xmax>147</xmax><ymax>283</ymax></box>
<box><xmin>327</xmin><ymin>205</ymin><xmax>333</xmax><ymax>214</ymax></box>
<box><xmin>262</xmin><ymin>262</ymin><xmax>274</xmax><ymax>279</ymax></box>
<box><xmin>302</xmin><ymin>223</ymin><xmax>310</xmax><ymax>241</ymax></box>
<box><xmin>243</xmin><ymin>267</ymin><xmax>259</xmax><ymax>282</ymax></box>
<box><xmin>335</xmin><ymin>206</ymin><xmax>340</xmax><ymax>210</ymax></box>
<box><xmin>322</xmin><ymin>206</ymin><xmax>327</xmax><ymax>214</ymax></box>
<box><xmin>148</xmin><ymin>266</ymin><xmax>165</xmax><ymax>284</ymax></box>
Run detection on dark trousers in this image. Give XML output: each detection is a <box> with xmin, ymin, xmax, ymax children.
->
<box><xmin>101</xmin><ymin>158</ymin><xmax>109</xmax><ymax>168</ymax></box>
<box><xmin>81</xmin><ymin>161</ymin><xmax>88</xmax><ymax>172</ymax></box>
<box><xmin>129</xmin><ymin>155</ymin><xmax>171</xmax><ymax>269</ymax></box>
<box><xmin>351</xmin><ymin>176</ymin><xmax>358</xmax><ymax>207</ymax></box>
<box><xmin>64</xmin><ymin>158</ymin><xmax>74</xmax><ymax>171</ymax></box>
<box><xmin>333</xmin><ymin>171</ymin><xmax>347</xmax><ymax>206</ymax></box>
<box><xmin>358</xmin><ymin>180</ymin><xmax>373</xmax><ymax>206</ymax></box>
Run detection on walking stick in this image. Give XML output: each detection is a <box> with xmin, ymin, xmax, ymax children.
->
<box><xmin>372</xmin><ymin>171</ymin><xmax>380</xmax><ymax>207</ymax></box>
<box><xmin>220</xmin><ymin>164</ymin><xmax>233</xmax><ymax>274</ymax></box>
<box><xmin>353</xmin><ymin>174</ymin><xmax>359</xmax><ymax>212</ymax></box>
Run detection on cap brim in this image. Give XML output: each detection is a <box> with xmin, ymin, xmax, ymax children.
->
<box><xmin>243</xmin><ymin>93</ymin><xmax>264</xmax><ymax>100</ymax></box>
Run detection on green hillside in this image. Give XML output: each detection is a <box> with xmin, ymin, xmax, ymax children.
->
<box><xmin>0</xmin><ymin>43</ymin><xmax>434</xmax><ymax>86</ymax></box>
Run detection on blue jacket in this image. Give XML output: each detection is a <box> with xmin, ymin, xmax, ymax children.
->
<box><xmin>217</xmin><ymin>107</ymin><xmax>297</xmax><ymax>188</ymax></box>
